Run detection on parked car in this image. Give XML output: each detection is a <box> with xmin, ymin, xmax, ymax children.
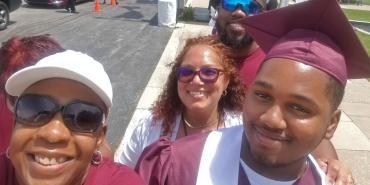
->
<box><xmin>24</xmin><ymin>0</ymin><xmax>92</xmax><ymax>7</ymax></box>
<box><xmin>0</xmin><ymin>0</ymin><xmax>21</xmax><ymax>30</ymax></box>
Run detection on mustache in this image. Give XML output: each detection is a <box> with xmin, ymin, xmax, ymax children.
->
<box><xmin>215</xmin><ymin>21</ymin><xmax>254</xmax><ymax>49</ymax></box>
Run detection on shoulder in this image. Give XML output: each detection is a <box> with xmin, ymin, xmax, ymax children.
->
<box><xmin>128</xmin><ymin>110</ymin><xmax>163</xmax><ymax>140</ymax></box>
<box><xmin>86</xmin><ymin>158</ymin><xmax>144</xmax><ymax>185</ymax></box>
<box><xmin>0</xmin><ymin>153</ymin><xmax>16</xmax><ymax>185</ymax></box>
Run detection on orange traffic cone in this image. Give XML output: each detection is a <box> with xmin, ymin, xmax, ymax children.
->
<box><xmin>111</xmin><ymin>0</ymin><xmax>116</xmax><ymax>6</ymax></box>
<box><xmin>95</xmin><ymin>0</ymin><xmax>100</xmax><ymax>12</ymax></box>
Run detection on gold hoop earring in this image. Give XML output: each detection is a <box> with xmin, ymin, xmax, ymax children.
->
<box><xmin>222</xmin><ymin>89</ymin><xmax>228</xmax><ymax>96</ymax></box>
<box><xmin>91</xmin><ymin>150</ymin><xmax>103</xmax><ymax>165</ymax></box>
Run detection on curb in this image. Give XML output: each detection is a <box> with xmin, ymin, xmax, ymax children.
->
<box><xmin>350</xmin><ymin>20</ymin><xmax>370</xmax><ymax>35</ymax></box>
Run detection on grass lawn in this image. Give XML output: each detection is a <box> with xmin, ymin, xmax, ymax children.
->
<box><xmin>341</xmin><ymin>0</ymin><xmax>370</xmax><ymax>5</ymax></box>
<box><xmin>343</xmin><ymin>9</ymin><xmax>370</xmax><ymax>22</ymax></box>
<box><xmin>357</xmin><ymin>31</ymin><xmax>370</xmax><ymax>54</ymax></box>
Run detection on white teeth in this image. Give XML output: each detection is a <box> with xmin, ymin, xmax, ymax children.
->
<box><xmin>34</xmin><ymin>155</ymin><xmax>67</xmax><ymax>166</ymax></box>
<box><xmin>58</xmin><ymin>157</ymin><xmax>67</xmax><ymax>163</ymax></box>
<box><xmin>189</xmin><ymin>91</ymin><xmax>205</xmax><ymax>96</ymax></box>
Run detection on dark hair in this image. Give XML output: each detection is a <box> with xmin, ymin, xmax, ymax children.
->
<box><xmin>326</xmin><ymin>76</ymin><xmax>345</xmax><ymax>110</ymax></box>
<box><xmin>266</xmin><ymin>0</ymin><xmax>279</xmax><ymax>10</ymax></box>
<box><xmin>151</xmin><ymin>36</ymin><xmax>245</xmax><ymax>135</ymax></box>
<box><xmin>0</xmin><ymin>35</ymin><xmax>65</xmax><ymax>91</ymax></box>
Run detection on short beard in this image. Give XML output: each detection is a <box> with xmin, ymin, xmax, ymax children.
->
<box><xmin>215</xmin><ymin>21</ymin><xmax>254</xmax><ymax>49</ymax></box>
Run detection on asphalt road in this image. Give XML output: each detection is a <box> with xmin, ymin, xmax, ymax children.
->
<box><xmin>0</xmin><ymin>0</ymin><xmax>173</xmax><ymax>150</ymax></box>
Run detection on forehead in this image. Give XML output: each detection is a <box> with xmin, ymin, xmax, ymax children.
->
<box><xmin>181</xmin><ymin>45</ymin><xmax>222</xmax><ymax>66</ymax></box>
<box><xmin>22</xmin><ymin>78</ymin><xmax>106</xmax><ymax>108</ymax></box>
<box><xmin>255</xmin><ymin>58</ymin><xmax>331</xmax><ymax>100</ymax></box>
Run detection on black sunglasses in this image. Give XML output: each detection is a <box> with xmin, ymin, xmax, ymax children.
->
<box><xmin>176</xmin><ymin>66</ymin><xmax>224</xmax><ymax>84</ymax></box>
<box><xmin>15</xmin><ymin>94</ymin><xmax>105</xmax><ymax>133</ymax></box>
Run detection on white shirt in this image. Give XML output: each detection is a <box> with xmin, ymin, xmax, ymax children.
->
<box><xmin>116</xmin><ymin>110</ymin><xmax>242</xmax><ymax>168</ymax></box>
<box><xmin>196</xmin><ymin>126</ymin><xmax>326</xmax><ymax>185</ymax></box>
<box><xmin>240</xmin><ymin>159</ymin><xmax>297</xmax><ymax>185</ymax></box>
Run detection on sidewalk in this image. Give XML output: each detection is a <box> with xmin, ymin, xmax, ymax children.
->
<box><xmin>341</xmin><ymin>3</ymin><xmax>370</xmax><ymax>11</ymax></box>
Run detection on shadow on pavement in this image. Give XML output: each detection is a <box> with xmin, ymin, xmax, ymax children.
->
<box><xmin>21</xmin><ymin>4</ymin><xmax>60</xmax><ymax>9</ymax></box>
<box><xmin>93</xmin><ymin>13</ymin><xmax>158</xmax><ymax>26</ymax></box>
<box><xmin>7</xmin><ymin>21</ymin><xmax>17</xmax><ymax>26</ymax></box>
<box><xmin>136</xmin><ymin>0</ymin><xmax>158</xmax><ymax>4</ymax></box>
<box><xmin>117</xmin><ymin>6</ymin><xmax>144</xmax><ymax>19</ymax></box>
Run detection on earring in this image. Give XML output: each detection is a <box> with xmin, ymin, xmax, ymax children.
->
<box><xmin>222</xmin><ymin>89</ymin><xmax>228</xmax><ymax>96</ymax></box>
<box><xmin>91</xmin><ymin>150</ymin><xmax>103</xmax><ymax>165</ymax></box>
<box><xmin>6</xmin><ymin>147</ymin><xmax>10</xmax><ymax>159</ymax></box>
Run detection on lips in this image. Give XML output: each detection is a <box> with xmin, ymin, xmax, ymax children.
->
<box><xmin>27</xmin><ymin>152</ymin><xmax>73</xmax><ymax>177</ymax></box>
<box><xmin>252</xmin><ymin>124</ymin><xmax>290</xmax><ymax>149</ymax></box>
<box><xmin>228</xmin><ymin>23</ymin><xmax>245</xmax><ymax>33</ymax></box>
<box><xmin>188</xmin><ymin>90</ymin><xmax>206</xmax><ymax>98</ymax></box>
<box><xmin>34</xmin><ymin>154</ymin><xmax>69</xmax><ymax>166</ymax></box>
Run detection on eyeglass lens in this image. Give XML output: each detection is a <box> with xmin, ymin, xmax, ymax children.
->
<box><xmin>176</xmin><ymin>67</ymin><xmax>222</xmax><ymax>83</ymax></box>
<box><xmin>15</xmin><ymin>94</ymin><xmax>104</xmax><ymax>133</ymax></box>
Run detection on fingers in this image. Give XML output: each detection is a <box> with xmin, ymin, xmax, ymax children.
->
<box><xmin>316</xmin><ymin>158</ymin><xmax>328</xmax><ymax>173</ymax></box>
<box><xmin>325</xmin><ymin>159</ymin><xmax>340</xmax><ymax>185</ymax></box>
<box><xmin>321</xmin><ymin>158</ymin><xmax>354</xmax><ymax>185</ymax></box>
<box><xmin>335</xmin><ymin>171</ymin><xmax>355</xmax><ymax>185</ymax></box>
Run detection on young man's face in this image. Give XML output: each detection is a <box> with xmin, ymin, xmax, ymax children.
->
<box><xmin>243</xmin><ymin>58</ymin><xmax>340</xmax><ymax>168</ymax></box>
<box><xmin>215</xmin><ymin>0</ymin><xmax>267</xmax><ymax>49</ymax></box>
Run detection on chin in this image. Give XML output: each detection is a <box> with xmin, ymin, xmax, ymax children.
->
<box><xmin>250</xmin><ymin>150</ymin><xmax>285</xmax><ymax>168</ymax></box>
<box><xmin>19</xmin><ymin>178</ymin><xmax>71</xmax><ymax>185</ymax></box>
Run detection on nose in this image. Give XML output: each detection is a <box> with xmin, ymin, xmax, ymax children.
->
<box><xmin>231</xmin><ymin>6</ymin><xmax>247</xmax><ymax>18</ymax></box>
<box><xmin>259</xmin><ymin>105</ymin><xmax>287</xmax><ymax>131</ymax></box>
<box><xmin>35</xmin><ymin>113</ymin><xmax>71</xmax><ymax>146</ymax></box>
<box><xmin>190</xmin><ymin>72</ymin><xmax>204</xmax><ymax>85</ymax></box>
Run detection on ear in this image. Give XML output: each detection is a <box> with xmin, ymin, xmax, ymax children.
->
<box><xmin>223</xmin><ymin>76</ymin><xmax>230</xmax><ymax>89</ymax></box>
<box><xmin>5</xmin><ymin>94</ymin><xmax>15</xmax><ymax>113</ymax></box>
<box><xmin>324</xmin><ymin>109</ymin><xmax>341</xmax><ymax>139</ymax></box>
<box><xmin>96</xmin><ymin>125</ymin><xmax>113</xmax><ymax>158</ymax></box>
<box><xmin>96</xmin><ymin>125</ymin><xmax>107</xmax><ymax>147</ymax></box>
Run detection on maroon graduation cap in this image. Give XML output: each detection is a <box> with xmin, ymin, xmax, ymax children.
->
<box><xmin>241</xmin><ymin>0</ymin><xmax>370</xmax><ymax>86</ymax></box>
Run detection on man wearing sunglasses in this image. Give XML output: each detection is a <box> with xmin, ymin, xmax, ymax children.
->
<box><xmin>215</xmin><ymin>0</ymin><xmax>273</xmax><ymax>87</ymax></box>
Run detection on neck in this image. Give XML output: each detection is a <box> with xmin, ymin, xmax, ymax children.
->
<box><xmin>183</xmin><ymin>107</ymin><xmax>220</xmax><ymax>129</ymax></box>
<box><xmin>234</xmin><ymin>42</ymin><xmax>259</xmax><ymax>58</ymax></box>
<box><xmin>241</xmin><ymin>136</ymin><xmax>308</xmax><ymax>181</ymax></box>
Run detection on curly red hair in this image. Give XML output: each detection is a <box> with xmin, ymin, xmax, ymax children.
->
<box><xmin>0</xmin><ymin>35</ymin><xmax>65</xmax><ymax>91</ymax></box>
<box><xmin>151</xmin><ymin>36</ymin><xmax>245</xmax><ymax>135</ymax></box>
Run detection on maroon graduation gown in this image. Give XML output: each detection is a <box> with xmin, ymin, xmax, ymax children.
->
<box><xmin>135</xmin><ymin>127</ymin><xmax>324</xmax><ymax>185</ymax></box>
<box><xmin>0</xmin><ymin>154</ymin><xmax>145</xmax><ymax>185</ymax></box>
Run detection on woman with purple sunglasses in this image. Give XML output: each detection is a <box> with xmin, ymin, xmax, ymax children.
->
<box><xmin>116</xmin><ymin>36</ymin><xmax>245</xmax><ymax>169</ymax></box>
<box><xmin>1</xmin><ymin>50</ymin><xmax>144</xmax><ymax>185</ymax></box>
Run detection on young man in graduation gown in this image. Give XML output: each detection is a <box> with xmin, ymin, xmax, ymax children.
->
<box><xmin>213</xmin><ymin>0</ymin><xmax>342</xmax><ymax>170</ymax></box>
<box><xmin>135</xmin><ymin>0</ymin><xmax>370</xmax><ymax>184</ymax></box>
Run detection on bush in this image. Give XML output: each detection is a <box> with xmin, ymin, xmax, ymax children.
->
<box><xmin>178</xmin><ymin>6</ymin><xmax>194</xmax><ymax>21</ymax></box>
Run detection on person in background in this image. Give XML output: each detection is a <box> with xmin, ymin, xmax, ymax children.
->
<box><xmin>0</xmin><ymin>35</ymin><xmax>65</xmax><ymax>154</ymax></box>
<box><xmin>1</xmin><ymin>50</ymin><xmax>144</xmax><ymax>185</ymax></box>
<box><xmin>65</xmin><ymin>0</ymin><xmax>77</xmax><ymax>13</ymax></box>
<box><xmin>135</xmin><ymin>0</ymin><xmax>366</xmax><ymax>184</ymax></box>
<box><xmin>116</xmin><ymin>36</ymin><xmax>245</xmax><ymax>168</ymax></box>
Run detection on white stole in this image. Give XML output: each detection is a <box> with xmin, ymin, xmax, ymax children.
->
<box><xmin>196</xmin><ymin>126</ymin><xmax>244</xmax><ymax>185</ymax></box>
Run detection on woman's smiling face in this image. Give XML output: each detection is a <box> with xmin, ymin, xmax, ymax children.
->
<box><xmin>177</xmin><ymin>45</ymin><xmax>230</xmax><ymax>114</ymax></box>
<box><xmin>9</xmin><ymin>78</ymin><xmax>106</xmax><ymax>185</ymax></box>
